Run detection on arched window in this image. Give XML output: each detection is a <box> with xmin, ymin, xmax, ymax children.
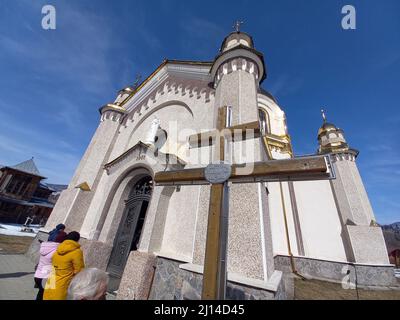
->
<box><xmin>258</xmin><ymin>108</ymin><xmax>270</xmax><ymax>135</ymax></box>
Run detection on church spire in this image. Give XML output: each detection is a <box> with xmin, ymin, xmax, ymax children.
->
<box><xmin>317</xmin><ymin>110</ymin><xmax>350</xmax><ymax>154</ymax></box>
<box><xmin>212</xmin><ymin>24</ymin><xmax>267</xmax><ymax>87</ymax></box>
<box><xmin>219</xmin><ymin>22</ymin><xmax>255</xmax><ymax>53</ymax></box>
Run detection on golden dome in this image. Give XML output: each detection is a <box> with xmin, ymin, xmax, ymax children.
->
<box><xmin>316</xmin><ymin>110</ymin><xmax>351</xmax><ymax>154</ymax></box>
<box><xmin>99</xmin><ymin>103</ymin><xmax>127</xmax><ymax>115</ymax></box>
<box><xmin>318</xmin><ymin>122</ymin><xmax>338</xmax><ymax>137</ymax></box>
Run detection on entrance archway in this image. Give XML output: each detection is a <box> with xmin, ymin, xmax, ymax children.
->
<box><xmin>106</xmin><ymin>175</ymin><xmax>153</xmax><ymax>291</ymax></box>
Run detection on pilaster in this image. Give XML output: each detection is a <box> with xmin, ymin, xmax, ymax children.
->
<box><xmin>330</xmin><ymin>152</ymin><xmax>390</xmax><ymax>264</ymax></box>
<box><xmin>44</xmin><ymin>105</ymin><xmax>126</xmax><ymax>234</ymax></box>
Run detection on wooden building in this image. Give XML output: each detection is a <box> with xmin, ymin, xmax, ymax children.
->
<box><xmin>0</xmin><ymin>158</ymin><xmax>66</xmax><ymax>225</ymax></box>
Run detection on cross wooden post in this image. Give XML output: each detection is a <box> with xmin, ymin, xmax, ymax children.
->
<box><xmin>202</xmin><ymin>106</ymin><xmax>230</xmax><ymax>300</ymax></box>
<box><xmin>154</xmin><ymin>106</ymin><xmax>335</xmax><ymax>300</ymax></box>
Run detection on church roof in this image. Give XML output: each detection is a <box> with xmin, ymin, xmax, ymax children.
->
<box><xmin>9</xmin><ymin>158</ymin><xmax>45</xmax><ymax>178</ymax></box>
<box><xmin>0</xmin><ymin>194</ymin><xmax>54</xmax><ymax>209</ymax></box>
<box><xmin>138</xmin><ymin>59</ymin><xmax>212</xmax><ymax>89</ymax></box>
<box><xmin>219</xmin><ymin>31</ymin><xmax>255</xmax><ymax>52</ymax></box>
<box><xmin>104</xmin><ymin>141</ymin><xmax>186</xmax><ymax>172</ymax></box>
<box><xmin>258</xmin><ymin>87</ymin><xmax>278</xmax><ymax>103</ymax></box>
<box><xmin>110</xmin><ymin>59</ymin><xmax>213</xmax><ymax>110</ymax></box>
<box><xmin>317</xmin><ymin>122</ymin><xmax>338</xmax><ymax>137</ymax></box>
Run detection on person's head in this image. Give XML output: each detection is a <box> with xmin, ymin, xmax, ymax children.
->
<box><xmin>54</xmin><ymin>232</ymin><xmax>67</xmax><ymax>243</ymax></box>
<box><xmin>56</xmin><ymin>223</ymin><xmax>65</xmax><ymax>231</ymax></box>
<box><xmin>65</xmin><ymin>231</ymin><xmax>80</xmax><ymax>242</ymax></box>
<box><xmin>67</xmin><ymin>268</ymin><xmax>109</xmax><ymax>300</ymax></box>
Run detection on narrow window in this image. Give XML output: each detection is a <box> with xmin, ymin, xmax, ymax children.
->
<box><xmin>258</xmin><ymin>108</ymin><xmax>269</xmax><ymax>135</ymax></box>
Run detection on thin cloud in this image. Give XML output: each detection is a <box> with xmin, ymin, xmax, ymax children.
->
<box><xmin>268</xmin><ymin>74</ymin><xmax>304</xmax><ymax>97</ymax></box>
<box><xmin>181</xmin><ymin>17</ymin><xmax>225</xmax><ymax>39</ymax></box>
<box><xmin>180</xmin><ymin>18</ymin><xmax>225</xmax><ymax>57</ymax></box>
<box><xmin>374</xmin><ymin>51</ymin><xmax>400</xmax><ymax>71</ymax></box>
<box><xmin>0</xmin><ymin>2</ymin><xmax>117</xmax><ymax>95</ymax></box>
<box><xmin>0</xmin><ymin>133</ymin><xmax>80</xmax><ymax>184</ymax></box>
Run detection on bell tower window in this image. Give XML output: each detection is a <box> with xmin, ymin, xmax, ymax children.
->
<box><xmin>258</xmin><ymin>108</ymin><xmax>270</xmax><ymax>135</ymax></box>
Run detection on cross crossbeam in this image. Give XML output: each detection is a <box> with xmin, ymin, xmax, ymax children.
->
<box><xmin>188</xmin><ymin>121</ymin><xmax>261</xmax><ymax>148</ymax></box>
<box><xmin>154</xmin><ymin>156</ymin><xmax>333</xmax><ymax>186</ymax></box>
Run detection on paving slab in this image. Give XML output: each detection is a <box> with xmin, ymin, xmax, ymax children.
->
<box><xmin>0</xmin><ymin>254</ymin><xmax>36</xmax><ymax>300</ymax></box>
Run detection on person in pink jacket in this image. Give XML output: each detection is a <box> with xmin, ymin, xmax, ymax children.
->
<box><xmin>34</xmin><ymin>232</ymin><xmax>66</xmax><ymax>300</ymax></box>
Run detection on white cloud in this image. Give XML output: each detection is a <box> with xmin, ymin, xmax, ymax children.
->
<box><xmin>180</xmin><ymin>17</ymin><xmax>225</xmax><ymax>57</ymax></box>
<box><xmin>0</xmin><ymin>2</ymin><xmax>118</xmax><ymax>95</ymax></box>
<box><xmin>0</xmin><ymin>132</ymin><xmax>80</xmax><ymax>184</ymax></box>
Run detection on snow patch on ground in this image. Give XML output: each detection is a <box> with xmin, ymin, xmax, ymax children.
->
<box><xmin>0</xmin><ymin>223</ymin><xmax>41</xmax><ymax>238</ymax></box>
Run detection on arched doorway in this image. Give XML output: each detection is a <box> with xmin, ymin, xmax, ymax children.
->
<box><xmin>107</xmin><ymin>175</ymin><xmax>153</xmax><ymax>291</ymax></box>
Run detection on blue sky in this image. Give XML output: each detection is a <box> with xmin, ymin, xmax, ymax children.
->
<box><xmin>0</xmin><ymin>0</ymin><xmax>399</xmax><ymax>224</ymax></box>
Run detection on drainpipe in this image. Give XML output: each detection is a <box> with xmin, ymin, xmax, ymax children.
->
<box><xmin>279</xmin><ymin>182</ymin><xmax>305</xmax><ymax>280</ymax></box>
<box><xmin>346</xmin><ymin>262</ymin><xmax>359</xmax><ymax>300</ymax></box>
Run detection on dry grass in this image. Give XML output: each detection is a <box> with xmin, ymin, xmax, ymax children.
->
<box><xmin>294</xmin><ymin>278</ymin><xmax>400</xmax><ymax>300</ymax></box>
<box><xmin>0</xmin><ymin>235</ymin><xmax>34</xmax><ymax>254</ymax></box>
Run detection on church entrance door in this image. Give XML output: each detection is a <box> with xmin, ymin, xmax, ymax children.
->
<box><xmin>106</xmin><ymin>175</ymin><xmax>153</xmax><ymax>291</ymax></box>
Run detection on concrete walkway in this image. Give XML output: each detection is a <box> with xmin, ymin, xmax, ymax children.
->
<box><xmin>0</xmin><ymin>253</ymin><xmax>117</xmax><ymax>300</ymax></box>
<box><xmin>0</xmin><ymin>254</ymin><xmax>36</xmax><ymax>300</ymax></box>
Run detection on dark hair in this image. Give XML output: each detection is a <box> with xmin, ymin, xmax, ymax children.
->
<box><xmin>54</xmin><ymin>231</ymin><xmax>67</xmax><ymax>243</ymax></box>
<box><xmin>56</xmin><ymin>224</ymin><xmax>66</xmax><ymax>230</ymax></box>
<box><xmin>65</xmin><ymin>231</ymin><xmax>80</xmax><ymax>242</ymax></box>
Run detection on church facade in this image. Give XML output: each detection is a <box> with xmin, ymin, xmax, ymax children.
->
<box><xmin>29</xmin><ymin>30</ymin><xmax>397</xmax><ymax>299</ymax></box>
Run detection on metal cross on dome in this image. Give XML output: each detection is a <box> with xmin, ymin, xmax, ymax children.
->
<box><xmin>133</xmin><ymin>74</ymin><xmax>142</xmax><ymax>89</ymax></box>
<box><xmin>233</xmin><ymin>20</ymin><xmax>244</xmax><ymax>32</ymax></box>
<box><xmin>321</xmin><ymin>109</ymin><xmax>327</xmax><ymax>123</ymax></box>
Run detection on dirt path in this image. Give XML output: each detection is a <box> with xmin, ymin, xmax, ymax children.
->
<box><xmin>0</xmin><ymin>235</ymin><xmax>34</xmax><ymax>254</ymax></box>
<box><xmin>294</xmin><ymin>278</ymin><xmax>400</xmax><ymax>300</ymax></box>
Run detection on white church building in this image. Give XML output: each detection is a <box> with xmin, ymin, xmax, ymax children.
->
<box><xmin>28</xmin><ymin>29</ymin><xmax>397</xmax><ymax>299</ymax></box>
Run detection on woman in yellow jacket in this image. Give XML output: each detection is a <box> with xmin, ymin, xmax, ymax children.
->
<box><xmin>43</xmin><ymin>231</ymin><xmax>85</xmax><ymax>300</ymax></box>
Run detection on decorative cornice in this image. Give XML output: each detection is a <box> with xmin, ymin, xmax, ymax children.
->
<box><xmin>99</xmin><ymin>103</ymin><xmax>128</xmax><ymax>123</ymax></box>
<box><xmin>118</xmin><ymin>60</ymin><xmax>212</xmax><ymax>112</ymax></box>
<box><xmin>262</xmin><ymin>134</ymin><xmax>293</xmax><ymax>159</ymax></box>
<box><xmin>118</xmin><ymin>61</ymin><xmax>169</xmax><ymax>108</ymax></box>
<box><xmin>75</xmin><ymin>182</ymin><xmax>91</xmax><ymax>191</ymax></box>
<box><xmin>329</xmin><ymin>149</ymin><xmax>359</xmax><ymax>162</ymax></box>
<box><xmin>121</xmin><ymin>77</ymin><xmax>215</xmax><ymax>127</ymax></box>
<box><xmin>104</xmin><ymin>141</ymin><xmax>186</xmax><ymax>175</ymax></box>
<box><xmin>100</xmin><ymin>103</ymin><xmax>126</xmax><ymax>112</ymax></box>
<box><xmin>210</xmin><ymin>45</ymin><xmax>266</xmax><ymax>86</ymax></box>
<box><xmin>213</xmin><ymin>57</ymin><xmax>260</xmax><ymax>88</ymax></box>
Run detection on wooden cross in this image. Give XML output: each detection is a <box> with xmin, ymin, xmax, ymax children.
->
<box><xmin>154</xmin><ymin>106</ymin><xmax>334</xmax><ymax>300</ymax></box>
